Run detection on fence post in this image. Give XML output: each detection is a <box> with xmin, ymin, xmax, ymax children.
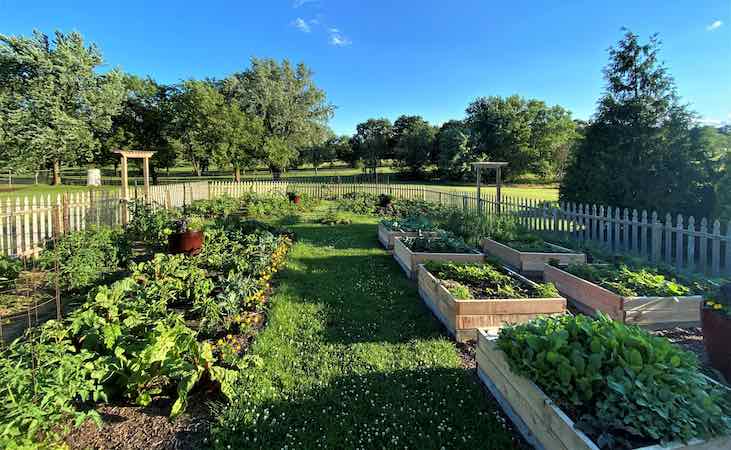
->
<box><xmin>651</xmin><ymin>212</ymin><xmax>661</xmax><ymax>263</ymax></box>
<box><xmin>711</xmin><ymin>220</ymin><xmax>721</xmax><ymax>276</ymax></box>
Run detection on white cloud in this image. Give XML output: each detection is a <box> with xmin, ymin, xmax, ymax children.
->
<box><xmin>706</xmin><ymin>20</ymin><xmax>723</xmax><ymax>31</ymax></box>
<box><xmin>697</xmin><ymin>115</ymin><xmax>731</xmax><ymax>127</ymax></box>
<box><xmin>293</xmin><ymin>0</ymin><xmax>318</xmax><ymax>8</ymax></box>
<box><xmin>292</xmin><ymin>17</ymin><xmax>311</xmax><ymax>33</ymax></box>
<box><xmin>329</xmin><ymin>29</ymin><xmax>351</xmax><ymax>47</ymax></box>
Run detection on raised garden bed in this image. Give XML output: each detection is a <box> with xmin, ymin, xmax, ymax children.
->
<box><xmin>393</xmin><ymin>236</ymin><xmax>484</xmax><ymax>279</ymax></box>
<box><xmin>544</xmin><ymin>264</ymin><xmax>704</xmax><ymax>329</ymax></box>
<box><xmin>475</xmin><ymin>329</ymin><xmax>731</xmax><ymax>450</ymax></box>
<box><xmin>417</xmin><ymin>262</ymin><xmax>565</xmax><ymax>342</ymax></box>
<box><xmin>377</xmin><ymin>221</ymin><xmax>439</xmax><ymax>250</ymax></box>
<box><xmin>481</xmin><ymin>238</ymin><xmax>586</xmax><ymax>276</ymax></box>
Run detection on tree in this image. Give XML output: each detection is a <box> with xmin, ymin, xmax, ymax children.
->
<box><xmin>390</xmin><ymin>115</ymin><xmax>426</xmax><ymax>158</ymax></box>
<box><xmin>222</xmin><ymin>58</ymin><xmax>333</xmax><ymax>177</ymax></box>
<box><xmin>101</xmin><ymin>74</ymin><xmax>177</xmax><ymax>182</ymax></box>
<box><xmin>0</xmin><ymin>31</ymin><xmax>125</xmax><ymax>184</ymax></box>
<box><xmin>352</xmin><ymin>118</ymin><xmax>393</xmax><ymax>174</ymax></box>
<box><xmin>435</xmin><ymin>120</ymin><xmax>472</xmax><ymax>179</ymax></box>
<box><xmin>561</xmin><ymin>30</ymin><xmax>719</xmax><ymax>217</ymax></box>
<box><xmin>169</xmin><ymin>80</ymin><xmax>226</xmax><ymax>176</ymax></box>
<box><xmin>464</xmin><ymin>95</ymin><xmax>576</xmax><ymax>180</ymax></box>
<box><xmin>302</xmin><ymin>133</ymin><xmax>341</xmax><ymax>173</ymax></box>
<box><xmin>717</xmin><ymin>152</ymin><xmax>731</xmax><ymax>219</ymax></box>
<box><xmin>393</xmin><ymin>117</ymin><xmax>436</xmax><ymax>176</ymax></box>
<box><xmin>329</xmin><ymin>135</ymin><xmax>357</xmax><ymax>167</ymax></box>
<box><xmin>213</xmin><ymin>104</ymin><xmax>264</xmax><ymax>182</ymax></box>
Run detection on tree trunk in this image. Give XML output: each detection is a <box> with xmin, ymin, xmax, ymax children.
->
<box><xmin>52</xmin><ymin>160</ymin><xmax>62</xmax><ymax>185</ymax></box>
<box><xmin>234</xmin><ymin>166</ymin><xmax>241</xmax><ymax>183</ymax></box>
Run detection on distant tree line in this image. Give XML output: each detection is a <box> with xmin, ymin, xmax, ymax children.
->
<box><xmin>0</xmin><ymin>31</ymin><xmax>333</xmax><ymax>183</ymax></box>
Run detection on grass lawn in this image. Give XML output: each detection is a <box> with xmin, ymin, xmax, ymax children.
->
<box><xmin>0</xmin><ymin>184</ymin><xmax>118</xmax><ymax>200</ymax></box>
<box><xmin>209</xmin><ymin>210</ymin><xmax>524</xmax><ymax>449</ymax></box>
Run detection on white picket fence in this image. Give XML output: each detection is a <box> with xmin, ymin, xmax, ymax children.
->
<box><xmin>1</xmin><ymin>179</ymin><xmax>729</xmax><ymax>277</ymax></box>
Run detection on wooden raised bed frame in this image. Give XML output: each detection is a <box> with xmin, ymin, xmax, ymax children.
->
<box><xmin>417</xmin><ymin>264</ymin><xmax>566</xmax><ymax>342</ymax></box>
<box><xmin>480</xmin><ymin>238</ymin><xmax>586</xmax><ymax>276</ymax></box>
<box><xmin>476</xmin><ymin>329</ymin><xmax>731</xmax><ymax>450</ymax></box>
<box><xmin>377</xmin><ymin>222</ymin><xmax>439</xmax><ymax>250</ymax></box>
<box><xmin>543</xmin><ymin>264</ymin><xmax>704</xmax><ymax>329</ymax></box>
<box><xmin>393</xmin><ymin>237</ymin><xmax>484</xmax><ymax>279</ymax></box>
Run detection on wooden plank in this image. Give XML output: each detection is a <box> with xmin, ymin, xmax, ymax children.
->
<box><xmin>544</xmin><ymin>264</ymin><xmax>624</xmax><ymax>320</ymax></box>
<box><xmin>624</xmin><ymin>296</ymin><xmax>703</xmax><ymax>329</ymax></box>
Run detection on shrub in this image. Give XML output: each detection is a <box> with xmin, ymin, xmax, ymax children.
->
<box><xmin>38</xmin><ymin>227</ymin><xmax>130</xmax><ymax>290</ymax></box>
<box><xmin>126</xmin><ymin>200</ymin><xmax>179</xmax><ymax>246</ymax></box>
<box><xmin>184</xmin><ymin>196</ymin><xmax>241</xmax><ymax>218</ymax></box>
<box><xmin>497</xmin><ymin>314</ymin><xmax>731</xmax><ymax>448</ymax></box>
<box><xmin>336</xmin><ymin>192</ymin><xmax>379</xmax><ymax>215</ymax></box>
<box><xmin>0</xmin><ymin>256</ymin><xmax>22</xmax><ymax>282</ymax></box>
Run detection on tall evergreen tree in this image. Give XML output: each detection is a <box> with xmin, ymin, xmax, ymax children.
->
<box><xmin>561</xmin><ymin>30</ymin><xmax>718</xmax><ymax>217</ymax></box>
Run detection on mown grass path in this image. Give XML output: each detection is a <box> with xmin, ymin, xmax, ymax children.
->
<box><xmin>211</xmin><ymin>215</ymin><xmax>523</xmax><ymax>449</ymax></box>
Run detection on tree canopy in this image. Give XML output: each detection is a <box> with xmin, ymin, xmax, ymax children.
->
<box><xmin>222</xmin><ymin>58</ymin><xmax>333</xmax><ymax>175</ymax></box>
<box><xmin>561</xmin><ymin>30</ymin><xmax>720</xmax><ymax>217</ymax></box>
<box><xmin>0</xmin><ymin>31</ymin><xmax>124</xmax><ymax>184</ymax></box>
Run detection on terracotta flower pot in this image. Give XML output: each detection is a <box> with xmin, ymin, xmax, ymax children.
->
<box><xmin>702</xmin><ymin>306</ymin><xmax>731</xmax><ymax>382</ymax></box>
<box><xmin>168</xmin><ymin>230</ymin><xmax>204</xmax><ymax>256</ymax></box>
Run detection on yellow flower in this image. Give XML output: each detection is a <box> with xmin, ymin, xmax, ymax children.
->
<box><xmin>713</xmin><ymin>304</ymin><xmax>723</xmax><ymax>310</ymax></box>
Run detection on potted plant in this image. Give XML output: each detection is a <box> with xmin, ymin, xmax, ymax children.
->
<box><xmin>287</xmin><ymin>191</ymin><xmax>301</xmax><ymax>205</ymax></box>
<box><xmin>702</xmin><ymin>283</ymin><xmax>731</xmax><ymax>382</ymax></box>
<box><xmin>168</xmin><ymin>216</ymin><xmax>205</xmax><ymax>255</ymax></box>
<box><xmin>378</xmin><ymin>193</ymin><xmax>393</xmax><ymax>208</ymax></box>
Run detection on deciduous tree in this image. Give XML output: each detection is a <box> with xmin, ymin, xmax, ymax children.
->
<box><xmin>0</xmin><ymin>31</ymin><xmax>125</xmax><ymax>184</ymax></box>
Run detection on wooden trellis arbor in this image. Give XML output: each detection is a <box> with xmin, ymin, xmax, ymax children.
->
<box><xmin>472</xmin><ymin>161</ymin><xmax>508</xmax><ymax>214</ymax></box>
<box><xmin>113</xmin><ymin>149</ymin><xmax>155</xmax><ymax>224</ymax></box>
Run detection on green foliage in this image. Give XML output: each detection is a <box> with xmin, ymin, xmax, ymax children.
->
<box><xmin>392</xmin><ymin>116</ymin><xmax>436</xmax><ymax>176</ymax></box>
<box><xmin>426</xmin><ymin>261</ymin><xmax>557</xmax><ymax>299</ymax></box>
<box><xmin>435</xmin><ymin>120</ymin><xmax>472</xmax><ymax>179</ymax></box>
<box><xmin>561</xmin><ymin>31</ymin><xmax>720</xmax><ymax>218</ymax></box>
<box><xmin>336</xmin><ymin>192</ymin><xmax>380</xmax><ymax>215</ymax></box>
<box><xmin>222</xmin><ymin>58</ymin><xmax>334</xmax><ymax>172</ymax></box>
<box><xmin>380</xmin><ymin>216</ymin><xmax>436</xmax><ymax>232</ymax></box>
<box><xmin>125</xmin><ymin>200</ymin><xmax>180</xmax><ymax>246</ymax></box>
<box><xmin>564</xmin><ymin>263</ymin><xmax>695</xmax><ymax>297</ymax></box>
<box><xmin>185</xmin><ymin>195</ymin><xmax>242</xmax><ymax>218</ymax></box>
<box><xmin>318</xmin><ymin>211</ymin><xmax>352</xmax><ymax>225</ymax></box>
<box><xmin>38</xmin><ymin>226</ymin><xmax>130</xmax><ymax>290</ymax></box>
<box><xmin>243</xmin><ymin>192</ymin><xmax>318</xmax><ymax>218</ymax></box>
<box><xmin>463</xmin><ymin>95</ymin><xmax>577</xmax><ymax>180</ymax></box>
<box><xmin>0</xmin><ymin>256</ymin><xmax>22</xmax><ymax>281</ymax></box>
<box><xmin>497</xmin><ymin>314</ymin><xmax>731</xmax><ymax>447</ymax></box>
<box><xmin>0</xmin><ymin>30</ymin><xmax>125</xmax><ymax>184</ymax></box>
<box><xmin>351</xmin><ymin>118</ymin><xmax>393</xmax><ymax>173</ymax></box>
<box><xmin>401</xmin><ymin>232</ymin><xmax>474</xmax><ymax>254</ymax></box>
<box><xmin>0</xmin><ymin>218</ymin><xmax>292</xmax><ymax>445</ymax></box>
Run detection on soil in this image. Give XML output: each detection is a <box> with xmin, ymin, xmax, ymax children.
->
<box><xmin>65</xmin><ymin>392</ymin><xmax>215</xmax><ymax>450</ymax></box>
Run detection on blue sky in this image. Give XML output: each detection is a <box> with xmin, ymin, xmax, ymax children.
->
<box><xmin>1</xmin><ymin>0</ymin><xmax>729</xmax><ymax>135</ymax></box>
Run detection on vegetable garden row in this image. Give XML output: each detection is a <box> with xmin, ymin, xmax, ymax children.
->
<box><xmin>0</xmin><ymin>193</ymin><xmax>310</xmax><ymax>448</ymax></box>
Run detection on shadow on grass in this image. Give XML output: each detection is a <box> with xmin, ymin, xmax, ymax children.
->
<box><xmin>272</xmin><ymin>246</ymin><xmax>446</xmax><ymax>345</ymax></box>
<box><xmin>212</xmin><ymin>367</ymin><xmax>528</xmax><ymax>450</ymax></box>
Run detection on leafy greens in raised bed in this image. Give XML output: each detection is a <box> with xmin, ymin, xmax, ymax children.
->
<box><xmin>497</xmin><ymin>314</ymin><xmax>731</xmax><ymax>449</ymax></box>
<box><xmin>426</xmin><ymin>261</ymin><xmax>559</xmax><ymax>299</ymax></box>
<box><xmin>401</xmin><ymin>232</ymin><xmax>475</xmax><ymax>254</ymax></box>
<box><xmin>563</xmin><ymin>263</ymin><xmax>696</xmax><ymax>297</ymax></box>
<box><xmin>380</xmin><ymin>216</ymin><xmax>437</xmax><ymax>232</ymax></box>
